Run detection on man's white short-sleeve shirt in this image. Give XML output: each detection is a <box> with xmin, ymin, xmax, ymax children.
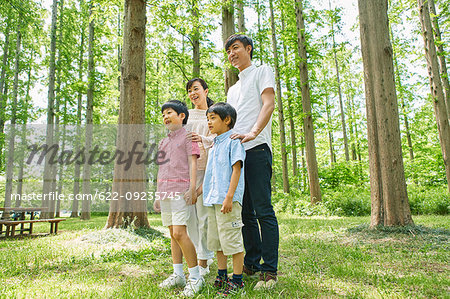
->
<box><xmin>227</xmin><ymin>64</ymin><xmax>275</xmax><ymax>151</ymax></box>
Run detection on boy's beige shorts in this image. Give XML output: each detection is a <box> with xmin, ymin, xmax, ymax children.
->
<box><xmin>207</xmin><ymin>202</ymin><xmax>244</xmax><ymax>256</ymax></box>
<box><xmin>161</xmin><ymin>198</ymin><xmax>192</xmax><ymax>227</ymax></box>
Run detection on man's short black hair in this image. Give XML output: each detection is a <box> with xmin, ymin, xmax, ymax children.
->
<box><xmin>206</xmin><ymin>102</ymin><xmax>237</xmax><ymax>129</ymax></box>
<box><xmin>161</xmin><ymin>100</ymin><xmax>189</xmax><ymax>124</ymax></box>
<box><xmin>225</xmin><ymin>34</ymin><xmax>254</xmax><ymax>59</ymax></box>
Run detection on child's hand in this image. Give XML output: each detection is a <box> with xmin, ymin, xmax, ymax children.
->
<box><xmin>221</xmin><ymin>197</ymin><xmax>233</xmax><ymax>214</ymax></box>
<box><xmin>153</xmin><ymin>200</ymin><xmax>161</xmax><ymax>213</ymax></box>
<box><xmin>187</xmin><ymin>132</ymin><xmax>202</xmax><ymax>143</ymax></box>
<box><xmin>191</xmin><ymin>188</ymin><xmax>198</xmax><ymax>204</ymax></box>
<box><xmin>184</xmin><ymin>188</ymin><xmax>197</xmax><ymax>205</ymax></box>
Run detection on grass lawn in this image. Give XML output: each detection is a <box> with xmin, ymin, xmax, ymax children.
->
<box><xmin>0</xmin><ymin>214</ymin><xmax>448</xmax><ymax>298</ymax></box>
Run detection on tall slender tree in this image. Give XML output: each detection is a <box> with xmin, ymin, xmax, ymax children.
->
<box><xmin>281</xmin><ymin>13</ymin><xmax>298</xmax><ymax>177</ymax></box>
<box><xmin>222</xmin><ymin>0</ymin><xmax>238</xmax><ymax>93</ymax></box>
<box><xmin>4</xmin><ymin>19</ymin><xmax>22</xmax><ymax>211</ymax></box>
<box><xmin>71</xmin><ymin>0</ymin><xmax>86</xmax><ymax>218</ymax></box>
<box><xmin>269</xmin><ymin>0</ymin><xmax>289</xmax><ymax>193</ymax></box>
<box><xmin>48</xmin><ymin>0</ymin><xmax>66</xmax><ymax>219</ymax></box>
<box><xmin>191</xmin><ymin>0</ymin><xmax>200</xmax><ymax>78</ymax></box>
<box><xmin>41</xmin><ymin>0</ymin><xmax>59</xmax><ymax>219</ymax></box>
<box><xmin>358</xmin><ymin>0</ymin><xmax>413</xmax><ymax>226</ymax></box>
<box><xmin>255</xmin><ymin>0</ymin><xmax>264</xmax><ymax>65</ymax></box>
<box><xmin>325</xmin><ymin>95</ymin><xmax>336</xmax><ymax>164</ymax></box>
<box><xmin>328</xmin><ymin>2</ymin><xmax>349</xmax><ymax>161</ymax></box>
<box><xmin>15</xmin><ymin>51</ymin><xmax>34</xmax><ymax>207</ymax></box>
<box><xmin>428</xmin><ymin>0</ymin><xmax>450</xmax><ymax>118</ymax></box>
<box><xmin>0</xmin><ymin>17</ymin><xmax>11</xmax><ymax>170</ymax></box>
<box><xmin>417</xmin><ymin>0</ymin><xmax>450</xmax><ymax>193</ymax></box>
<box><xmin>80</xmin><ymin>1</ymin><xmax>95</xmax><ymax>220</ymax></box>
<box><xmin>391</xmin><ymin>29</ymin><xmax>414</xmax><ymax>161</ymax></box>
<box><xmin>106</xmin><ymin>0</ymin><xmax>149</xmax><ymax>228</ymax></box>
<box><xmin>236</xmin><ymin>0</ymin><xmax>245</xmax><ymax>33</ymax></box>
<box><xmin>53</xmin><ymin>0</ymin><xmax>66</xmax><ymax>217</ymax></box>
<box><xmin>295</xmin><ymin>0</ymin><xmax>321</xmax><ymax>203</ymax></box>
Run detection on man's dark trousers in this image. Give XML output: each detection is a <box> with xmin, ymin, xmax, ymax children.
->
<box><xmin>241</xmin><ymin>143</ymin><xmax>279</xmax><ymax>273</ymax></box>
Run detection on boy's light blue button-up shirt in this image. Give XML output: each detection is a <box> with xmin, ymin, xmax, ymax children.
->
<box><xmin>203</xmin><ymin>130</ymin><xmax>246</xmax><ymax>206</ymax></box>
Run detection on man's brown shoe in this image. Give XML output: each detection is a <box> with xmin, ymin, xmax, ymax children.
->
<box><xmin>243</xmin><ymin>265</ymin><xmax>258</xmax><ymax>276</ymax></box>
<box><xmin>254</xmin><ymin>272</ymin><xmax>277</xmax><ymax>290</ymax></box>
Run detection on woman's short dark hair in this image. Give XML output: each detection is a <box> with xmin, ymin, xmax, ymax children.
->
<box><xmin>225</xmin><ymin>34</ymin><xmax>254</xmax><ymax>59</ymax></box>
<box><xmin>186</xmin><ymin>78</ymin><xmax>214</xmax><ymax>108</ymax></box>
<box><xmin>206</xmin><ymin>102</ymin><xmax>237</xmax><ymax>129</ymax></box>
<box><xmin>161</xmin><ymin>100</ymin><xmax>189</xmax><ymax>124</ymax></box>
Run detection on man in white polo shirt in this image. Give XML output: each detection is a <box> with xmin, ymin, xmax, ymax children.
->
<box><xmin>225</xmin><ymin>34</ymin><xmax>279</xmax><ymax>289</ymax></box>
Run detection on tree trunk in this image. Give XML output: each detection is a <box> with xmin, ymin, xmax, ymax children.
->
<box><xmin>49</xmin><ymin>0</ymin><xmax>65</xmax><ymax>219</ymax></box>
<box><xmin>269</xmin><ymin>0</ymin><xmax>289</xmax><ymax>193</ymax></box>
<box><xmin>117</xmin><ymin>5</ymin><xmax>122</xmax><ymax>92</ymax></box>
<box><xmin>256</xmin><ymin>0</ymin><xmax>263</xmax><ymax>65</ymax></box>
<box><xmin>222</xmin><ymin>0</ymin><xmax>238</xmax><ymax>93</ymax></box>
<box><xmin>295</xmin><ymin>0</ymin><xmax>321</xmax><ymax>203</ymax></box>
<box><xmin>55</xmin><ymin>0</ymin><xmax>66</xmax><ymax>217</ymax></box>
<box><xmin>80</xmin><ymin>1</ymin><xmax>95</xmax><ymax>221</ymax></box>
<box><xmin>325</xmin><ymin>96</ymin><xmax>335</xmax><ymax>164</ymax></box>
<box><xmin>4</xmin><ymin>21</ymin><xmax>22</xmax><ymax>211</ymax></box>
<box><xmin>16</xmin><ymin>50</ymin><xmax>34</xmax><ymax>207</ymax></box>
<box><xmin>236</xmin><ymin>0</ymin><xmax>245</xmax><ymax>33</ymax></box>
<box><xmin>329</xmin><ymin>0</ymin><xmax>350</xmax><ymax>161</ymax></box>
<box><xmin>428</xmin><ymin>0</ymin><xmax>450</xmax><ymax>119</ymax></box>
<box><xmin>71</xmin><ymin>0</ymin><xmax>86</xmax><ymax>218</ymax></box>
<box><xmin>348</xmin><ymin>95</ymin><xmax>358</xmax><ymax>161</ymax></box>
<box><xmin>281</xmin><ymin>14</ymin><xmax>298</xmax><ymax>177</ymax></box>
<box><xmin>358</xmin><ymin>0</ymin><xmax>413</xmax><ymax>227</ymax></box>
<box><xmin>41</xmin><ymin>0</ymin><xmax>59</xmax><ymax>219</ymax></box>
<box><xmin>349</xmin><ymin>95</ymin><xmax>362</xmax><ymax>162</ymax></box>
<box><xmin>0</xmin><ymin>19</ymin><xmax>10</xmax><ymax>170</ymax></box>
<box><xmin>301</xmin><ymin>132</ymin><xmax>306</xmax><ymax>192</ymax></box>
<box><xmin>192</xmin><ymin>0</ymin><xmax>200</xmax><ymax>78</ymax></box>
<box><xmin>418</xmin><ymin>0</ymin><xmax>450</xmax><ymax>194</ymax></box>
<box><xmin>106</xmin><ymin>0</ymin><xmax>149</xmax><ymax>229</ymax></box>
<box><xmin>56</xmin><ymin>100</ymin><xmax>67</xmax><ymax>218</ymax></box>
<box><xmin>391</xmin><ymin>29</ymin><xmax>414</xmax><ymax>161</ymax></box>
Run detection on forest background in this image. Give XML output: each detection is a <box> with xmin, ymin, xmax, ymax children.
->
<box><xmin>0</xmin><ymin>0</ymin><xmax>449</xmax><ymax>219</ymax></box>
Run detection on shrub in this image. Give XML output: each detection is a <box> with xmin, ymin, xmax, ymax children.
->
<box><xmin>272</xmin><ymin>189</ymin><xmax>330</xmax><ymax>216</ymax></box>
<box><xmin>319</xmin><ymin>161</ymin><xmax>367</xmax><ymax>189</ymax></box>
<box><xmin>407</xmin><ymin>185</ymin><xmax>449</xmax><ymax>215</ymax></box>
<box><xmin>322</xmin><ymin>186</ymin><xmax>371</xmax><ymax>216</ymax></box>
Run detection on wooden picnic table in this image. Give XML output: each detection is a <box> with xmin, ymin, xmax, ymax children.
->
<box><xmin>0</xmin><ymin>207</ymin><xmax>65</xmax><ymax>238</ymax></box>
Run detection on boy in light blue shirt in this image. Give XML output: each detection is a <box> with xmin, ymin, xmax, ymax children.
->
<box><xmin>201</xmin><ymin>102</ymin><xmax>246</xmax><ymax>296</ymax></box>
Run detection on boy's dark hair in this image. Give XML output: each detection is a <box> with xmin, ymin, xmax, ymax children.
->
<box><xmin>206</xmin><ymin>102</ymin><xmax>237</xmax><ymax>129</ymax></box>
<box><xmin>186</xmin><ymin>78</ymin><xmax>214</xmax><ymax>108</ymax></box>
<box><xmin>161</xmin><ymin>100</ymin><xmax>189</xmax><ymax>124</ymax></box>
<box><xmin>225</xmin><ymin>34</ymin><xmax>254</xmax><ymax>59</ymax></box>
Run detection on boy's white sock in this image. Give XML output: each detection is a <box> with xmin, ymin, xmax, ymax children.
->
<box><xmin>173</xmin><ymin>263</ymin><xmax>184</xmax><ymax>277</ymax></box>
<box><xmin>188</xmin><ymin>265</ymin><xmax>200</xmax><ymax>281</ymax></box>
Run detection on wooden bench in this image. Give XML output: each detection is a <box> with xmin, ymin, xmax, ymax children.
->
<box><xmin>0</xmin><ymin>218</ymin><xmax>66</xmax><ymax>237</ymax></box>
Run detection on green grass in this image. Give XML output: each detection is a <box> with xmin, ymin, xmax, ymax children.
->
<box><xmin>0</xmin><ymin>215</ymin><xmax>449</xmax><ymax>298</ymax></box>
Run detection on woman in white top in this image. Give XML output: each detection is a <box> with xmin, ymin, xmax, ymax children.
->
<box><xmin>185</xmin><ymin>78</ymin><xmax>215</xmax><ymax>276</ymax></box>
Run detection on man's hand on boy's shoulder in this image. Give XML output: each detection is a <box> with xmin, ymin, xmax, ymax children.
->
<box><xmin>221</xmin><ymin>196</ymin><xmax>233</xmax><ymax>214</ymax></box>
<box><xmin>230</xmin><ymin>131</ymin><xmax>256</xmax><ymax>143</ymax></box>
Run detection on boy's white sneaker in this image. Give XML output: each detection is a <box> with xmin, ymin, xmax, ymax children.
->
<box><xmin>199</xmin><ymin>265</ymin><xmax>210</xmax><ymax>277</ymax></box>
<box><xmin>181</xmin><ymin>277</ymin><xmax>204</xmax><ymax>297</ymax></box>
<box><xmin>159</xmin><ymin>273</ymin><xmax>186</xmax><ymax>288</ymax></box>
